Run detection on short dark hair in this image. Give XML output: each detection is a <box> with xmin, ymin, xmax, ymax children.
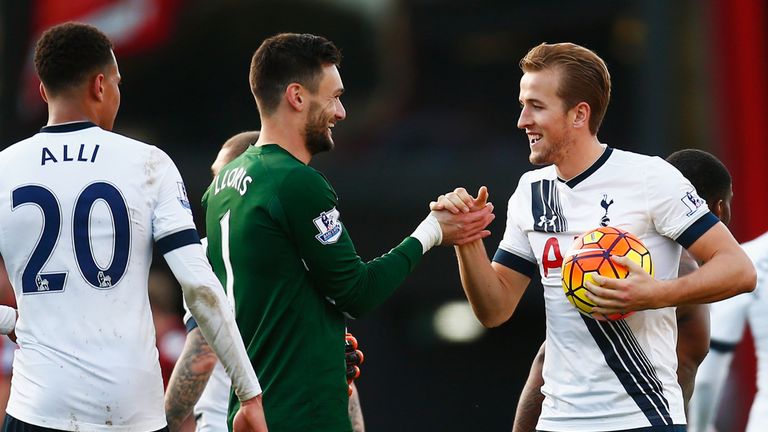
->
<box><xmin>34</xmin><ymin>22</ymin><xmax>114</xmax><ymax>95</ymax></box>
<box><xmin>520</xmin><ymin>43</ymin><xmax>611</xmax><ymax>135</ymax></box>
<box><xmin>666</xmin><ymin>149</ymin><xmax>732</xmax><ymax>205</ymax></box>
<box><xmin>249</xmin><ymin>33</ymin><xmax>342</xmax><ymax>116</ymax></box>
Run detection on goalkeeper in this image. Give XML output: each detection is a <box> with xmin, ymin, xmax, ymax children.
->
<box><xmin>202</xmin><ymin>33</ymin><xmax>494</xmax><ymax>432</ymax></box>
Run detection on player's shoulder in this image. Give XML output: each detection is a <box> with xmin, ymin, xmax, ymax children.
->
<box><xmin>606</xmin><ymin>147</ymin><xmax>666</xmax><ymax>169</ymax></box>
<box><xmin>518</xmin><ymin>164</ymin><xmax>557</xmax><ymax>185</ymax></box>
<box><xmin>282</xmin><ymin>163</ymin><xmax>331</xmax><ymax>190</ymax></box>
<box><xmin>609</xmin><ymin>147</ymin><xmax>685</xmax><ymax>184</ymax></box>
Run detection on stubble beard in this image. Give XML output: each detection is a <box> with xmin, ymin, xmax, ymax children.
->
<box><xmin>305</xmin><ymin>102</ymin><xmax>335</xmax><ymax>156</ymax></box>
<box><xmin>528</xmin><ymin>125</ymin><xmax>571</xmax><ymax>167</ymax></box>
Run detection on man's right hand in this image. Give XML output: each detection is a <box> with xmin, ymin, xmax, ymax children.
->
<box><xmin>233</xmin><ymin>394</ymin><xmax>268</xmax><ymax>432</ymax></box>
<box><xmin>430</xmin><ymin>186</ymin><xmax>495</xmax><ymax>245</ymax></box>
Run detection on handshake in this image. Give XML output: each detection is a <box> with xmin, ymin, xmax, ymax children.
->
<box><xmin>412</xmin><ymin>186</ymin><xmax>495</xmax><ymax>250</ymax></box>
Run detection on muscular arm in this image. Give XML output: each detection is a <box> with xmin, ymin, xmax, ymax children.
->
<box><xmin>590</xmin><ymin>224</ymin><xmax>755</xmax><ymax>315</ymax></box>
<box><xmin>666</xmin><ymin>223</ymin><xmax>755</xmax><ymax>305</ymax></box>
<box><xmin>512</xmin><ymin>342</ymin><xmax>546</xmax><ymax>432</ymax></box>
<box><xmin>164</xmin><ymin>328</ymin><xmax>218</xmax><ymax>432</ymax></box>
<box><xmin>455</xmin><ymin>240</ymin><xmax>531</xmax><ymax>328</ymax></box>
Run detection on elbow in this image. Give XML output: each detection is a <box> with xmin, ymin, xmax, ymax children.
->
<box><xmin>477</xmin><ymin>312</ymin><xmax>509</xmax><ymax>329</ymax></box>
<box><xmin>740</xmin><ymin>263</ymin><xmax>758</xmax><ymax>295</ymax></box>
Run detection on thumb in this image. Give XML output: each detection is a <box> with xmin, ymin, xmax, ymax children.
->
<box><xmin>474</xmin><ymin>186</ymin><xmax>489</xmax><ymax>207</ymax></box>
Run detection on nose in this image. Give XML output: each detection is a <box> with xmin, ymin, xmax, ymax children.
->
<box><xmin>517</xmin><ymin>106</ymin><xmax>530</xmax><ymax>130</ymax></box>
<box><xmin>335</xmin><ymin>98</ymin><xmax>346</xmax><ymax>121</ymax></box>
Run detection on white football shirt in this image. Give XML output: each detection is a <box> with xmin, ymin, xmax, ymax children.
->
<box><xmin>690</xmin><ymin>231</ymin><xmax>768</xmax><ymax>432</ymax></box>
<box><xmin>495</xmin><ymin>147</ymin><xmax>716</xmax><ymax>431</ymax></box>
<box><xmin>0</xmin><ymin>122</ymin><xmax>200</xmax><ymax>431</ymax></box>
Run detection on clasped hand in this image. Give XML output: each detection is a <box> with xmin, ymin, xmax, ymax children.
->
<box><xmin>430</xmin><ymin>186</ymin><xmax>495</xmax><ymax>246</ymax></box>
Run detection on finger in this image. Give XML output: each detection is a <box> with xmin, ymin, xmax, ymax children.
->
<box><xmin>611</xmin><ymin>255</ymin><xmax>647</xmax><ymax>275</ymax></box>
<box><xmin>429</xmin><ymin>200</ymin><xmax>443</xmax><ymax>211</ymax></box>
<box><xmin>452</xmin><ymin>187</ymin><xmax>474</xmax><ymax>204</ymax></box>
<box><xmin>584</xmin><ymin>279</ymin><xmax>620</xmax><ymax>301</ymax></box>
<box><xmin>473</xmin><ymin>186</ymin><xmax>489</xmax><ymax>207</ymax></box>
<box><xmin>590</xmin><ymin>273</ymin><xmax>622</xmax><ymax>289</ymax></box>
<box><xmin>459</xmin><ymin>213</ymin><xmax>496</xmax><ymax>233</ymax></box>
<box><xmin>437</xmin><ymin>195</ymin><xmax>462</xmax><ymax>214</ymax></box>
<box><xmin>446</xmin><ymin>193</ymin><xmax>471</xmax><ymax>213</ymax></box>
<box><xmin>457</xmin><ymin>203</ymin><xmax>494</xmax><ymax>222</ymax></box>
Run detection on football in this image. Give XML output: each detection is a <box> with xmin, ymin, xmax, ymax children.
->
<box><xmin>561</xmin><ymin>226</ymin><xmax>654</xmax><ymax>320</ymax></box>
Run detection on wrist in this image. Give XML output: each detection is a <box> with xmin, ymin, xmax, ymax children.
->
<box><xmin>410</xmin><ymin>213</ymin><xmax>443</xmax><ymax>254</ymax></box>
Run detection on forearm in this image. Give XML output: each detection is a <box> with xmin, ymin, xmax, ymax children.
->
<box><xmin>328</xmin><ymin>237</ymin><xmax>423</xmax><ymax>318</ymax></box>
<box><xmin>165</xmin><ymin>245</ymin><xmax>261</xmax><ymax>401</ymax></box>
<box><xmin>164</xmin><ymin>328</ymin><xmax>217</xmax><ymax>432</ymax></box>
<box><xmin>348</xmin><ymin>382</ymin><xmax>365</xmax><ymax>432</ymax></box>
<box><xmin>455</xmin><ymin>241</ymin><xmax>524</xmax><ymax>327</ymax></box>
<box><xmin>664</xmin><ymin>226</ymin><xmax>756</xmax><ymax>307</ymax></box>
<box><xmin>661</xmin><ymin>250</ymin><xmax>754</xmax><ymax>306</ymax></box>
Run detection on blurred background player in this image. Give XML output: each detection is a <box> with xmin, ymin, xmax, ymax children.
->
<box><xmin>164</xmin><ymin>130</ymin><xmax>366</xmax><ymax>432</ymax></box>
<box><xmin>689</xmin><ymin>199</ymin><xmax>766</xmax><ymax>430</ymax></box>
<box><xmin>0</xmin><ymin>22</ymin><xmax>266</xmax><ymax>432</ymax></box>
<box><xmin>511</xmin><ymin>148</ymin><xmax>735</xmax><ymax>432</ymax></box>
<box><xmin>203</xmin><ymin>32</ymin><xmax>494</xmax><ymax>431</ymax></box>
<box><xmin>432</xmin><ymin>43</ymin><xmax>754</xmax><ymax>431</ymax></box>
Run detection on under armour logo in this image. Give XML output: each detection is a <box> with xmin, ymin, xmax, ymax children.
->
<box><xmin>538</xmin><ymin>214</ymin><xmax>558</xmax><ymax>229</ymax></box>
<box><xmin>600</xmin><ymin>194</ymin><xmax>614</xmax><ymax>227</ymax></box>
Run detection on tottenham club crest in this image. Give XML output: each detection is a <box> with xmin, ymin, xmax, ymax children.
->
<box><xmin>681</xmin><ymin>190</ymin><xmax>704</xmax><ymax>216</ymax></box>
<box><xmin>313</xmin><ymin>207</ymin><xmax>343</xmax><ymax>244</ymax></box>
<box><xmin>600</xmin><ymin>194</ymin><xmax>614</xmax><ymax>227</ymax></box>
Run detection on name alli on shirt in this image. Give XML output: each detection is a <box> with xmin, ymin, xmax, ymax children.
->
<box><xmin>41</xmin><ymin>144</ymin><xmax>100</xmax><ymax>165</ymax></box>
<box><xmin>212</xmin><ymin>167</ymin><xmax>251</xmax><ymax>196</ymax></box>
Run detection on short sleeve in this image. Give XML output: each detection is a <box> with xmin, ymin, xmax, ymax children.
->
<box><xmin>150</xmin><ymin>148</ymin><xmax>200</xmax><ymax>254</ymax></box>
<box><xmin>646</xmin><ymin>158</ymin><xmax>718</xmax><ymax>248</ymax></box>
<box><xmin>493</xmin><ymin>178</ymin><xmax>538</xmax><ymax>279</ymax></box>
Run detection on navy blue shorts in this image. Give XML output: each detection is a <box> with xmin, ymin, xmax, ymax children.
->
<box><xmin>3</xmin><ymin>415</ymin><xmax>170</xmax><ymax>432</ymax></box>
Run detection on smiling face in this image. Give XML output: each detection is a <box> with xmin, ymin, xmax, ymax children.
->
<box><xmin>517</xmin><ymin>68</ymin><xmax>575</xmax><ymax>167</ymax></box>
<box><xmin>304</xmin><ymin>64</ymin><xmax>346</xmax><ymax>155</ymax></box>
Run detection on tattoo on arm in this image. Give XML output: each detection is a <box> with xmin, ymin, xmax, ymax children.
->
<box><xmin>348</xmin><ymin>382</ymin><xmax>365</xmax><ymax>432</ymax></box>
<box><xmin>164</xmin><ymin>328</ymin><xmax>219</xmax><ymax>432</ymax></box>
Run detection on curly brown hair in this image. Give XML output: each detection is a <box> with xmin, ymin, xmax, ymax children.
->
<box><xmin>34</xmin><ymin>22</ymin><xmax>114</xmax><ymax>96</ymax></box>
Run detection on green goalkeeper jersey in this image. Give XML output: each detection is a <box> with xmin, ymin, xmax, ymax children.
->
<box><xmin>202</xmin><ymin>144</ymin><xmax>423</xmax><ymax>432</ymax></box>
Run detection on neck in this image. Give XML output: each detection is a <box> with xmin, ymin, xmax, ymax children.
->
<box><xmin>46</xmin><ymin>98</ymin><xmax>98</xmax><ymax>127</ymax></box>
<box><xmin>256</xmin><ymin>115</ymin><xmax>311</xmax><ymax>164</ymax></box>
<box><xmin>554</xmin><ymin>135</ymin><xmax>605</xmax><ymax>180</ymax></box>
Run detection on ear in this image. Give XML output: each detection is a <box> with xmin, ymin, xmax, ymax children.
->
<box><xmin>571</xmin><ymin>102</ymin><xmax>591</xmax><ymax>130</ymax></box>
<box><xmin>90</xmin><ymin>73</ymin><xmax>106</xmax><ymax>102</ymax></box>
<box><xmin>285</xmin><ymin>83</ymin><xmax>305</xmax><ymax>112</ymax></box>
<box><xmin>713</xmin><ymin>199</ymin><xmax>724</xmax><ymax>220</ymax></box>
<box><xmin>39</xmin><ymin>82</ymin><xmax>49</xmax><ymax>103</ymax></box>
